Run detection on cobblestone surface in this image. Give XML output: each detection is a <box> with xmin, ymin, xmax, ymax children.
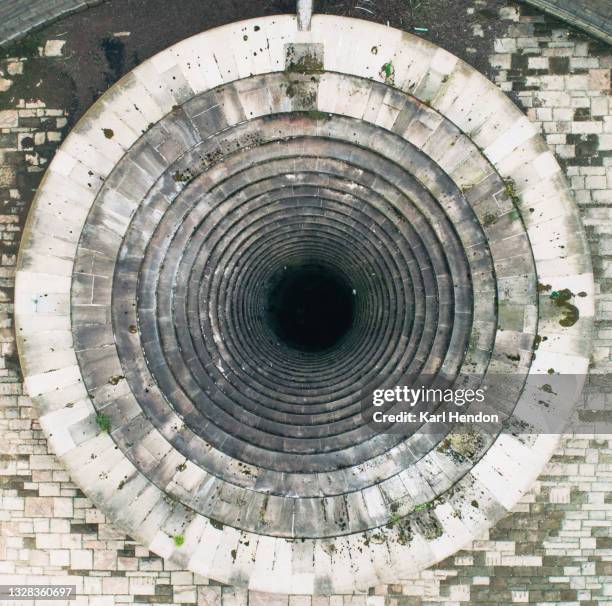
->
<box><xmin>0</xmin><ymin>1</ymin><xmax>610</xmax><ymax>604</ymax></box>
<box><xmin>492</xmin><ymin>4</ymin><xmax>612</xmax><ymax>384</ymax></box>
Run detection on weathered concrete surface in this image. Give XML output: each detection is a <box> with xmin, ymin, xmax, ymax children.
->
<box><xmin>13</xmin><ymin>13</ymin><xmax>594</xmax><ymax>594</ymax></box>
<box><xmin>0</xmin><ymin>2</ymin><xmax>610</xmax><ymax>604</ymax></box>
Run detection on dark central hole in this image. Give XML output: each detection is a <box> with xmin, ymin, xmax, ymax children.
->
<box><xmin>266</xmin><ymin>264</ymin><xmax>355</xmax><ymax>352</ymax></box>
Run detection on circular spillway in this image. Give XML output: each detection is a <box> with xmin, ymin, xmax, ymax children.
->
<box><xmin>15</xmin><ymin>15</ymin><xmax>594</xmax><ymax>594</ymax></box>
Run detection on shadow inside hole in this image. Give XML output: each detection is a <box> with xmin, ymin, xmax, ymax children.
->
<box><xmin>265</xmin><ymin>263</ymin><xmax>355</xmax><ymax>352</ymax></box>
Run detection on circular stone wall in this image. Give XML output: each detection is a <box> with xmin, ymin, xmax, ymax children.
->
<box><xmin>15</xmin><ymin>15</ymin><xmax>594</xmax><ymax>594</ymax></box>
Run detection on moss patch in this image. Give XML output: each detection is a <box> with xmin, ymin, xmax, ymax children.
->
<box><xmin>482</xmin><ymin>212</ymin><xmax>498</xmax><ymax>227</ymax></box>
<box><xmin>95</xmin><ymin>413</ymin><xmax>111</xmax><ymax>433</ymax></box>
<box><xmin>305</xmin><ymin>109</ymin><xmax>330</xmax><ymax>121</ymax></box>
<box><xmin>0</xmin><ymin>32</ymin><xmax>44</xmax><ymax>59</ymax></box>
<box><xmin>173</xmin><ymin>170</ymin><xmax>191</xmax><ymax>183</ymax></box>
<box><xmin>284</xmin><ymin>79</ymin><xmax>317</xmax><ymax>109</ymax></box>
<box><xmin>507</xmin><ymin>209</ymin><xmax>520</xmax><ymax>222</ymax></box>
<box><xmin>504</xmin><ymin>178</ymin><xmax>521</xmax><ymax>205</ymax></box>
<box><xmin>533</xmin><ymin>334</ymin><xmax>547</xmax><ymax>350</ymax></box>
<box><xmin>416</xmin><ymin>513</ymin><xmax>444</xmax><ymax>541</ymax></box>
<box><xmin>286</xmin><ymin>49</ymin><xmax>323</xmax><ymax>74</ymax></box>
<box><xmin>437</xmin><ymin>431</ymin><xmax>483</xmax><ymax>461</ymax></box>
<box><xmin>395</xmin><ymin>519</ymin><xmax>412</xmax><ymax>545</ymax></box>
<box><xmin>550</xmin><ymin>288</ymin><xmax>579</xmax><ymax>327</ymax></box>
<box><xmin>380</xmin><ymin>61</ymin><xmax>395</xmax><ymax>84</ymax></box>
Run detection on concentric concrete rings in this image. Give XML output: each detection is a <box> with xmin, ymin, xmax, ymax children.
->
<box><xmin>15</xmin><ymin>15</ymin><xmax>594</xmax><ymax>594</ymax></box>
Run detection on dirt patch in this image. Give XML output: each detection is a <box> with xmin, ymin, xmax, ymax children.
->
<box><xmin>17</xmin><ymin>0</ymin><xmax>514</xmax><ymax>127</ymax></box>
<box><xmin>40</xmin><ymin>0</ymin><xmax>292</xmax><ymax>123</ymax></box>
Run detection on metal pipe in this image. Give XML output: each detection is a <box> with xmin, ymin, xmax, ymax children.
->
<box><xmin>297</xmin><ymin>0</ymin><xmax>313</xmax><ymax>31</ymax></box>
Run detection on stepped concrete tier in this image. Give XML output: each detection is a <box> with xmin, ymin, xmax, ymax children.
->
<box><xmin>15</xmin><ymin>15</ymin><xmax>594</xmax><ymax>594</ymax></box>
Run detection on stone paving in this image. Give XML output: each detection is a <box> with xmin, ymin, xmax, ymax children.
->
<box><xmin>491</xmin><ymin>5</ymin><xmax>612</xmax><ymax>381</ymax></box>
<box><xmin>0</xmin><ymin>1</ymin><xmax>610</xmax><ymax>604</ymax></box>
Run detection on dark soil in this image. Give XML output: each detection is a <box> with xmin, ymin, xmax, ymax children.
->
<box><xmin>23</xmin><ymin>0</ymin><xmax>512</xmax><ymax>124</ymax></box>
<box><xmin>45</xmin><ymin>0</ymin><xmax>293</xmax><ymax>122</ymax></box>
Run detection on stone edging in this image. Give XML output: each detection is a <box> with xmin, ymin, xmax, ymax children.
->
<box><xmin>15</xmin><ymin>15</ymin><xmax>594</xmax><ymax>594</ymax></box>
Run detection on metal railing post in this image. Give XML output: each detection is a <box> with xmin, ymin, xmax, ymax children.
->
<box><xmin>297</xmin><ymin>0</ymin><xmax>313</xmax><ymax>31</ymax></box>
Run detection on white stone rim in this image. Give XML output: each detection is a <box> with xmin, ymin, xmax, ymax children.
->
<box><xmin>15</xmin><ymin>15</ymin><xmax>594</xmax><ymax>594</ymax></box>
